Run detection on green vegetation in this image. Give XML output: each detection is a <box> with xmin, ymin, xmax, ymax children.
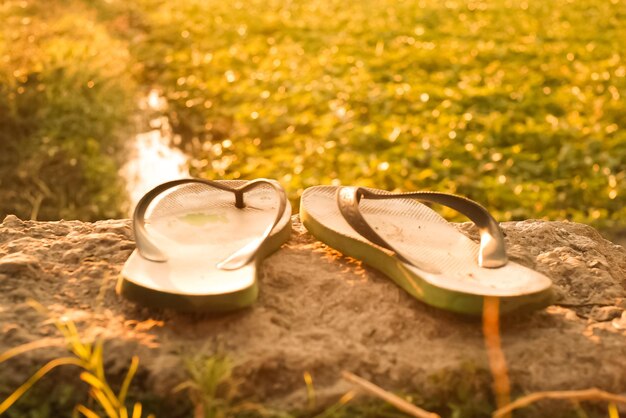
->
<box><xmin>0</xmin><ymin>1</ymin><xmax>134</xmax><ymax>221</ymax></box>
<box><xmin>1</xmin><ymin>343</ymin><xmax>616</xmax><ymax>418</ymax></box>
<box><xmin>0</xmin><ymin>302</ymin><xmax>616</xmax><ymax>418</ymax></box>
<box><xmin>2</xmin><ymin>0</ymin><xmax>626</xmax><ymax>228</ymax></box>
<box><xmin>136</xmin><ymin>0</ymin><xmax>626</xmax><ymax>229</ymax></box>
<box><xmin>0</xmin><ymin>302</ymin><xmax>153</xmax><ymax>418</ymax></box>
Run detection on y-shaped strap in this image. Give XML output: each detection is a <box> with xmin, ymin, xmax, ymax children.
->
<box><xmin>133</xmin><ymin>178</ymin><xmax>287</xmax><ymax>270</ymax></box>
<box><xmin>336</xmin><ymin>187</ymin><xmax>508</xmax><ymax>269</ymax></box>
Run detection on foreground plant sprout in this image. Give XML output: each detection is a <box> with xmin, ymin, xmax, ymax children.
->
<box><xmin>0</xmin><ymin>300</ymin><xmax>153</xmax><ymax>418</ymax></box>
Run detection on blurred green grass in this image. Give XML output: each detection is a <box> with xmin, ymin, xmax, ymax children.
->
<box><xmin>2</xmin><ymin>0</ymin><xmax>626</xmax><ymax>230</ymax></box>
<box><xmin>0</xmin><ymin>0</ymin><xmax>135</xmax><ymax>221</ymax></box>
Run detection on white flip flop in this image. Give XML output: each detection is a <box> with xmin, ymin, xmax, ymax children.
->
<box><xmin>118</xmin><ymin>178</ymin><xmax>291</xmax><ymax>312</ymax></box>
<box><xmin>300</xmin><ymin>185</ymin><xmax>553</xmax><ymax>315</ymax></box>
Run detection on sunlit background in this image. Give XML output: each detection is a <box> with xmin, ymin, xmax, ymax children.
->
<box><xmin>1</xmin><ymin>0</ymin><xmax>625</xmax><ymax>240</ymax></box>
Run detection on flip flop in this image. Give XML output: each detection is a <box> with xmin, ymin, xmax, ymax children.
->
<box><xmin>300</xmin><ymin>185</ymin><xmax>553</xmax><ymax>315</ymax></box>
<box><xmin>118</xmin><ymin>178</ymin><xmax>291</xmax><ymax>312</ymax></box>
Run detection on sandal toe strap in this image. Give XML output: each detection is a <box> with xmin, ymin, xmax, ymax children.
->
<box><xmin>336</xmin><ymin>186</ymin><xmax>507</xmax><ymax>269</ymax></box>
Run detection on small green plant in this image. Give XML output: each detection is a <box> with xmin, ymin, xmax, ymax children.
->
<box><xmin>172</xmin><ymin>354</ymin><xmax>293</xmax><ymax>418</ymax></box>
<box><xmin>172</xmin><ymin>355</ymin><xmax>359</xmax><ymax>418</ymax></box>
<box><xmin>0</xmin><ymin>380</ymin><xmax>79</xmax><ymax>418</ymax></box>
<box><xmin>173</xmin><ymin>354</ymin><xmax>236</xmax><ymax>418</ymax></box>
<box><xmin>0</xmin><ymin>301</ymin><xmax>153</xmax><ymax>418</ymax></box>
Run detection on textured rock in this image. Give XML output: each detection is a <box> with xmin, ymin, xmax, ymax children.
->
<box><xmin>1</xmin><ymin>214</ymin><xmax>626</xmax><ymax>414</ymax></box>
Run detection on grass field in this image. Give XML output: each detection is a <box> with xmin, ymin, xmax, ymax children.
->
<box><xmin>2</xmin><ymin>0</ymin><xmax>626</xmax><ymax>230</ymax></box>
<box><xmin>132</xmin><ymin>0</ymin><xmax>626</xmax><ymax>229</ymax></box>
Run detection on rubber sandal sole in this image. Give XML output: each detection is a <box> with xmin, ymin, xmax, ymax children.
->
<box><xmin>118</xmin><ymin>179</ymin><xmax>291</xmax><ymax>312</ymax></box>
<box><xmin>300</xmin><ymin>185</ymin><xmax>553</xmax><ymax>315</ymax></box>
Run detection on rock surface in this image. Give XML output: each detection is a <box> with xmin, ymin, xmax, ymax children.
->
<box><xmin>1</xmin><ymin>214</ymin><xmax>626</xmax><ymax>414</ymax></box>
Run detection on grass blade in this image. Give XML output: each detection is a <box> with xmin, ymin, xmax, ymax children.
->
<box><xmin>75</xmin><ymin>404</ymin><xmax>101</xmax><ymax>418</ymax></box>
<box><xmin>0</xmin><ymin>338</ymin><xmax>63</xmax><ymax>364</ymax></box>
<box><xmin>63</xmin><ymin>320</ymin><xmax>91</xmax><ymax>360</ymax></box>
<box><xmin>118</xmin><ymin>356</ymin><xmax>139</xmax><ymax>405</ymax></box>
<box><xmin>90</xmin><ymin>387</ymin><xmax>120</xmax><ymax>418</ymax></box>
<box><xmin>131</xmin><ymin>402</ymin><xmax>143</xmax><ymax>418</ymax></box>
<box><xmin>80</xmin><ymin>371</ymin><xmax>106</xmax><ymax>391</ymax></box>
<box><xmin>0</xmin><ymin>357</ymin><xmax>83</xmax><ymax>414</ymax></box>
<box><xmin>81</xmin><ymin>372</ymin><xmax>121</xmax><ymax>410</ymax></box>
<box><xmin>92</xmin><ymin>340</ymin><xmax>105</xmax><ymax>380</ymax></box>
<box><xmin>493</xmin><ymin>389</ymin><xmax>626</xmax><ymax>418</ymax></box>
<box><xmin>313</xmin><ymin>390</ymin><xmax>356</xmax><ymax>418</ymax></box>
<box><xmin>341</xmin><ymin>371</ymin><xmax>440</xmax><ymax>418</ymax></box>
<box><xmin>304</xmin><ymin>371</ymin><xmax>316</xmax><ymax>411</ymax></box>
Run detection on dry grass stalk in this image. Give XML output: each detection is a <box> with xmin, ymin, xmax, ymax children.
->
<box><xmin>482</xmin><ymin>296</ymin><xmax>511</xmax><ymax>417</ymax></box>
<box><xmin>493</xmin><ymin>388</ymin><xmax>626</xmax><ymax>418</ymax></box>
<box><xmin>341</xmin><ymin>370</ymin><xmax>441</xmax><ymax>418</ymax></box>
